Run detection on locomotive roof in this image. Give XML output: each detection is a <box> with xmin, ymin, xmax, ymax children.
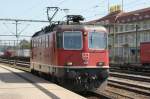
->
<box><xmin>56</xmin><ymin>24</ymin><xmax>107</xmax><ymax>31</ymax></box>
<box><xmin>32</xmin><ymin>24</ymin><xmax>107</xmax><ymax>38</ymax></box>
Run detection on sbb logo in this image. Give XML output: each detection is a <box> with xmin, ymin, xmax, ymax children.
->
<box><xmin>82</xmin><ymin>53</ymin><xmax>89</xmax><ymax>64</ymax></box>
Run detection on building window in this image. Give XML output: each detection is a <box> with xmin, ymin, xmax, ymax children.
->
<box><xmin>110</xmin><ymin>27</ymin><xmax>114</xmax><ymax>33</ymax></box>
<box><xmin>133</xmin><ymin>17</ymin><xmax>136</xmax><ymax>21</ymax></box>
<box><xmin>145</xmin><ymin>15</ymin><xmax>150</xmax><ymax>18</ymax></box>
<box><xmin>118</xmin><ymin>34</ymin><xmax>123</xmax><ymax>44</ymax></box>
<box><xmin>128</xmin><ymin>34</ymin><xmax>134</xmax><ymax>46</ymax></box>
<box><xmin>121</xmin><ymin>20</ymin><xmax>125</xmax><ymax>23</ymax></box>
<box><xmin>141</xmin><ymin>32</ymin><xmax>149</xmax><ymax>42</ymax></box>
<box><xmin>140</xmin><ymin>33</ymin><xmax>144</xmax><ymax>42</ymax></box>
<box><xmin>130</xmin><ymin>24</ymin><xmax>135</xmax><ymax>31</ymax></box>
<box><xmin>144</xmin><ymin>32</ymin><xmax>148</xmax><ymax>41</ymax></box>
<box><xmin>127</xmin><ymin>19</ymin><xmax>130</xmax><ymax>22</ymax></box>
<box><xmin>139</xmin><ymin>16</ymin><xmax>142</xmax><ymax>19</ymax></box>
<box><xmin>124</xmin><ymin>35</ymin><xmax>128</xmax><ymax>43</ymax></box>
<box><xmin>143</xmin><ymin>21</ymin><xmax>148</xmax><ymax>29</ymax></box>
<box><xmin>148</xmin><ymin>32</ymin><xmax>150</xmax><ymax>41</ymax></box>
<box><xmin>108</xmin><ymin>35</ymin><xmax>113</xmax><ymax>44</ymax></box>
<box><xmin>119</xmin><ymin>25</ymin><xmax>123</xmax><ymax>32</ymax></box>
<box><xmin>138</xmin><ymin>22</ymin><xmax>143</xmax><ymax>30</ymax></box>
<box><xmin>125</xmin><ymin>24</ymin><xmax>130</xmax><ymax>31</ymax></box>
<box><xmin>115</xmin><ymin>27</ymin><xmax>118</xmax><ymax>32</ymax></box>
<box><xmin>148</xmin><ymin>20</ymin><xmax>150</xmax><ymax>28</ymax></box>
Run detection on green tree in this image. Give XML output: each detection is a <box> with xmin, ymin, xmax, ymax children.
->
<box><xmin>19</xmin><ymin>39</ymin><xmax>30</xmax><ymax>49</ymax></box>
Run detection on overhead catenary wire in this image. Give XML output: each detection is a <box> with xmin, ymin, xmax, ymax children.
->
<box><xmin>77</xmin><ymin>0</ymin><xmax>105</xmax><ymax>14</ymax></box>
<box><xmin>0</xmin><ymin>19</ymin><xmax>49</xmax><ymax>23</ymax></box>
<box><xmin>18</xmin><ymin>24</ymin><xmax>30</xmax><ymax>35</ymax></box>
<box><xmin>0</xmin><ymin>35</ymin><xmax>31</xmax><ymax>37</ymax></box>
<box><xmin>55</xmin><ymin>0</ymin><xmax>67</xmax><ymax>6</ymax></box>
<box><xmin>78</xmin><ymin>5</ymin><xmax>105</xmax><ymax>14</ymax></box>
<box><xmin>0</xmin><ymin>19</ymin><xmax>48</xmax><ymax>41</ymax></box>
<box><xmin>3</xmin><ymin>23</ymin><xmax>15</xmax><ymax>35</ymax></box>
<box><xmin>21</xmin><ymin>0</ymin><xmax>50</xmax><ymax>17</ymax></box>
<box><xmin>85</xmin><ymin>13</ymin><xmax>106</xmax><ymax>21</ymax></box>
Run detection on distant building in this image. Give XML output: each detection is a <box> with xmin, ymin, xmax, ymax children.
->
<box><xmin>88</xmin><ymin>7</ymin><xmax>150</xmax><ymax>64</ymax></box>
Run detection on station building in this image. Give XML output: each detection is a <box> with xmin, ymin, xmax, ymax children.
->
<box><xmin>89</xmin><ymin>6</ymin><xmax>150</xmax><ymax>64</ymax></box>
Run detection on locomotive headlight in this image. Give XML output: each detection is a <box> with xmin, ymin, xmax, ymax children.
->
<box><xmin>97</xmin><ymin>62</ymin><xmax>104</xmax><ymax>66</ymax></box>
<box><xmin>92</xmin><ymin>76</ymin><xmax>96</xmax><ymax>80</ymax></box>
<box><xmin>78</xmin><ymin>76</ymin><xmax>81</xmax><ymax>80</ymax></box>
<box><xmin>83</xmin><ymin>32</ymin><xmax>87</xmax><ymax>36</ymax></box>
<box><xmin>66</xmin><ymin>62</ymin><xmax>73</xmax><ymax>66</ymax></box>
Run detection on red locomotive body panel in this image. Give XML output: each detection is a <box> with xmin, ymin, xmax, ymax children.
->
<box><xmin>57</xmin><ymin>50</ymin><xmax>109</xmax><ymax>67</ymax></box>
<box><xmin>140</xmin><ymin>42</ymin><xmax>150</xmax><ymax>65</ymax></box>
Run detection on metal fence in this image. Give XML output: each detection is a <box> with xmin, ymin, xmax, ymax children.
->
<box><xmin>109</xmin><ymin>47</ymin><xmax>140</xmax><ymax>64</ymax></box>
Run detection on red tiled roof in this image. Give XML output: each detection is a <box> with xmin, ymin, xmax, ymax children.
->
<box><xmin>121</xmin><ymin>7</ymin><xmax>150</xmax><ymax>17</ymax></box>
<box><xmin>88</xmin><ymin>7</ymin><xmax>150</xmax><ymax>24</ymax></box>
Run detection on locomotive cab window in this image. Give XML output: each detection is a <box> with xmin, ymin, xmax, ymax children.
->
<box><xmin>63</xmin><ymin>31</ymin><xmax>82</xmax><ymax>50</ymax></box>
<box><xmin>56</xmin><ymin>33</ymin><xmax>63</xmax><ymax>48</ymax></box>
<box><xmin>88</xmin><ymin>32</ymin><xmax>107</xmax><ymax>50</ymax></box>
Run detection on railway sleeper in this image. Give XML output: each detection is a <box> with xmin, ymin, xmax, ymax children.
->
<box><xmin>108</xmin><ymin>80</ymin><xmax>150</xmax><ymax>96</ymax></box>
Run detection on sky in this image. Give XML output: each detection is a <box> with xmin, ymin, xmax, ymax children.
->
<box><xmin>0</xmin><ymin>0</ymin><xmax>150</xmax><ymax>42</ymax></box>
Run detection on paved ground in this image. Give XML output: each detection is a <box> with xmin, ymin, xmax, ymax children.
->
<box><xmin>0</xmin><ymin>64</ymin><xmax>86</xmax><ymax>99</ymax></box>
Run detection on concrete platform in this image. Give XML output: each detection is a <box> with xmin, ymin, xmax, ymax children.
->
<box><xmin>0</xmin><ymin>64</ymin><xmax>86</xmax><ymax>99</ymax></box>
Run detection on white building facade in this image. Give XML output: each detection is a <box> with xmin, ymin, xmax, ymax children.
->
<box><xmin>89</xmin><ymin>7</ymin><xmax>150</xmax><ymax>64</ymax></box>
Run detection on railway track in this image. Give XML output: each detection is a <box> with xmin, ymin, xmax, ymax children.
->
<box><xmin>108</xmin><ymin>77</ymin><xmax>150</xmax><ymax>94</ymax></box>
<box><xmin>105</xmin><ymin>71</ymin><xmax>150</xmax><ymax>99</ymax></box>
<box><xmin>0</xmin><ymin>58</ymin><xmax>150</xmax><ymax>99</ymax></box>
<box><xmin>93</xmin><ymin>67</ymin><xmax>150</xmax><ymax>99</ymax></box>
<box><xmin>0</xmin><ymin>58</ymin><xmax>30</xmax><ymax>72</ymax></box>
<box><xmin>110</xmin><ymin>64</ymin><xmax>150</xmax><ymax>76</ymax></box>
<box><xmin>110</xmin><ymin>68</ymin><xmax>150</xmax><ymax>77</ymax></box>
<box><xmin>0</xmin><ymin>58</ymin><xmax>30</xmax><ymax>67</ymax></box>
<box><xmin>80</xmin><ymin>91</ymin><xmax>113</xmax><ymax>99</ymax></box>
<box><xmin>109</xmin><ymin>71</ymin><xmax>150</xmax><ymax>82</ymax></box>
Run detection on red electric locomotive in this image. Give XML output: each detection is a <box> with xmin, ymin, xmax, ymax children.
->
<box><xmin>30</xmin><ymin>15</ymin><xmax>109</xmax><ymax>91</ymax></box>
